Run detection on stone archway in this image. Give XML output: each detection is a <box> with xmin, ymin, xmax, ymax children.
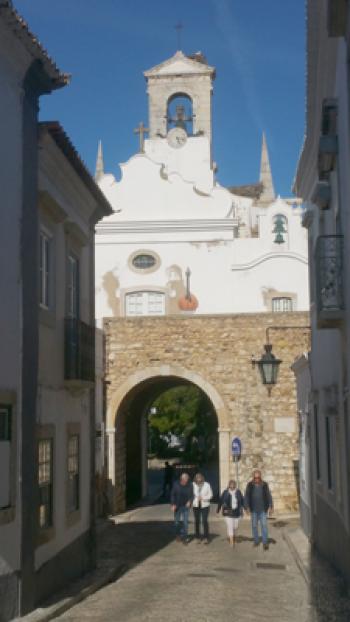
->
<box><xmin>106</xmin><ymin>365</ymin><xmax>230</xmax><ymax>513</ymax></box>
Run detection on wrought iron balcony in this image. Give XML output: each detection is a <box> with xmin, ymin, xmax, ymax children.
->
<box><xmin>315</xmin><ymin>235</ymin><xmax>344</xmax><ymax>328</ymax></box>
<box><xmin>64</xmin><ymin>318</ymin><xmax>95</xmax><ymax>383</ymax></box>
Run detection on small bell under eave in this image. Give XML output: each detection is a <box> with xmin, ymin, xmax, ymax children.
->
<box><xmin>272</xmin><ymin>214</ymin><xmax>287</xmax><ymax>244</ymax></box>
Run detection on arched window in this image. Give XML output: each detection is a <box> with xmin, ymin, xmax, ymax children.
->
<box><xmin>167</xmin><ymin>93</ymin><xmax>193</xmax><ymax>135</ymax></box>
<box><xmin>272</xmin><ymin>214</ymin><xmax>288</xmax><ymax>244</ymax></box>
<box><xmin>125</xmin><ymin>291</ymin><xmax>165</xmax><ymax>316</ymax></box>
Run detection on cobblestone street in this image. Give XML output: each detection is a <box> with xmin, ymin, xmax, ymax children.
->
<box><xmin>47</xmin><ymin>503</ymin><xmax>349</xmax><ymax>622</ymax></box>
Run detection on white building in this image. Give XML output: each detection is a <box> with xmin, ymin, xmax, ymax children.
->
<box><xmin>35</xmin><ymin>122</ymin><xmax>111</xmax><ymax>606</ymax></box>
<box><xmin>294</xmin><ymin>0</ymin><xmax>350</xmax><ymax>585</ymax></box>
<box><xmin>95</xmin><ymin>51</ymin><xmax>309</xmax><ymax>322</ymax></box>
<box><xmin>0</xmin><ymin>3</ymin><xmax>111</xmax><ymax>618</ymax></box>
<box><xmin>0</xmin><ymin>3</ymin><xmax>67</xmax><ymax>617</ymax></box>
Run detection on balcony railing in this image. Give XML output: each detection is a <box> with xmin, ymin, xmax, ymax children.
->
<box><xmin>64</xmin><ymin>318</ymin><xmax>95</xmax><ymax>383</ymax></box>
<box><xmin>315</xmin><ymin>235</ymin><xmax>344</xmax><ymax>328</ymax></box>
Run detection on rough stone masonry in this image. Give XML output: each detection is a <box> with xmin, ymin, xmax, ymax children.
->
<box><xmin>104</xmin><ymin>312</ymin><xmax>310</xmax><ymax>514</ymax></box>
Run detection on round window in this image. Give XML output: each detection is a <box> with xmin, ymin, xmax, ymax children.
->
<box><xmin>132</xmin><ymin>254</ymin><xmax>156</xmax><ymax>270</ymax></box>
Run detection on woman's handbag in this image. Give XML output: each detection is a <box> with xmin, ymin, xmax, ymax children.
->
<box><xmin>222</xmin><ymin>506</ymin><xmax>234</xmax><ymax>517</ymax></box>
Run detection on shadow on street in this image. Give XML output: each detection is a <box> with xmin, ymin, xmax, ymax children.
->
<box><xmin>308</xmin><ymin>547</ymin><xmax>350</xmax><ymax>622</ymax></box>
<box><xmin>98</xmin><ymin>519</ymin><xmax>175</xmax><ymax>572</ymax></box>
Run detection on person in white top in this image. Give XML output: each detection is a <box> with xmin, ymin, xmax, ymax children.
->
<box><xmin>217</xmin><ymin>479</ymin><xmax>244</xmax><ymax>547</ymax></box>
<box><xmin>192</xmin><ymin>473</ymin><xmax>213</xmax><ymax>544</ymax></box>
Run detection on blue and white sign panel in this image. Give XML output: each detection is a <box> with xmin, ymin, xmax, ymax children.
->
<box><xmin>231</xmin><ymin>437</ymin><xmax>242</xmax><ymax>458</ymax></box>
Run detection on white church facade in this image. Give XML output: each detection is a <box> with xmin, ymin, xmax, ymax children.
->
<box><xmin>93</xmin><ymin>51</ymin><xmax>311</xmax><ymax>512</ymax></box>
<box><xmin>95</xmin><ymin>51</ymin><xmax>309</xmax><ymax>322</ymax></box>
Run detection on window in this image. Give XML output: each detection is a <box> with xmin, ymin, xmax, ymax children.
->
<box><xmin>129</xmin><ymin>250</ymin><xmax>160</xmax><ymax>273</ymax></box>
<box><xmin>39</xmin><ymin>231</ymin><xmax>51</xmax><ymax>308</ymax></box>
<box><xmin>326</xmin><ymin>416</ymin><xmax>334</xmax><ymax>490</ymax></box>
<box><xmin>0</xmin><ymin>405</ymin><xmax>11</xmax><ymax>509</ymax></box>
<box><xmin>0</xmin><ymin>406</ymin><xmax>11</xmax><ymax>442</ymax></box>
<box><xmin>314</xmin><ymin>405</ymin><xmax>321</xmax><ymax>481</ymax></box>
<box><xmin>67</xmin><ymin>435</ymin><xmax>79</xmax><ymax>513</ymax></box>
<box><xmin>68</xmin><ymin>255</ymin><xmax>79</xmax><ymax>318</ymax></box>
<box><xmin>125</xmin><ymin>291</ymin><xmax>165</xmax><ymax>316</ymax></box>
<box><xmin>321</xmin><ymin>99</ymin><xmax>337</xmax><ymax>136</ymax></box>
<box><xmin>132</xmin><ymin>254</ymin><xmax>156</xmax><ymax>270</ymax></box>
<box><xmin>38</xmin><ymin>439</ymin><xmax>53</xmax><ymax>529</ymax></box>
<box><xmin>148</xmin><ymin>292</ymin><xmax>165</xmax><ymax>315</ymax></box>
<box><xmin>272</xmin><ymin>297</ymin><xmax>293</xmax><ymax>312</ymax></box>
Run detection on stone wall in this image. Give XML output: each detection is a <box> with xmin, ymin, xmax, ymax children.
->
<box><xmin>104</xmin><ymin>312</ymin><xmax>310</xmax><ymax>514</ymax></box>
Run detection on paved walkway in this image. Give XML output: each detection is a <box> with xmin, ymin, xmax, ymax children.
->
<box><xmin>22</xmin><ymin>503</ymin><xmax>350</xmax><ymax>622</ymax></box>
<box><xmin>55</xmin><ymin>505</ymin><xmax>312</xmax><ymax>622</ymax></box>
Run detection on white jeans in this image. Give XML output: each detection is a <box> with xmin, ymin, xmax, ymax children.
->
<box><xmin>224</xmin><ymin>516</ymin><xmax>239</xmax><ymax>537</ymax></box>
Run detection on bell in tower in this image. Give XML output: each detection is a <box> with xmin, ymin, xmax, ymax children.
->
<box><xmin>167</xmin><ymin>99</ymin><xmax>193</xmax><ymax>135</ymax></box>
<box><xmin>144</xmin><ymin>51</ymin><xmax>215</xmax><ymax>147</ymax></box>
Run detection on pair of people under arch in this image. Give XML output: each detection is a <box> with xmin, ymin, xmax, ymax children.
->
<box><xmin>170</xmin><ymin>472</ymin><xmax>212</xmax><ymax>544</ymax></box>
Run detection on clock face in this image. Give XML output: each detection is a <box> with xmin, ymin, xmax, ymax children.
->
<box><xmin>167</xmin><ymin>127</ymin><xmax>187</xmax><ymax>149</ymax></box>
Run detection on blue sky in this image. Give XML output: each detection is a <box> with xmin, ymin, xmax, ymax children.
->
<box><xmin>15</xmin><ymin>0</ymin><xmax>305</xmax><ymax>196</ymax></box>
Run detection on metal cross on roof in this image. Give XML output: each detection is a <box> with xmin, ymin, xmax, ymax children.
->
<box><xmin>175</xmin><ymin>21</ymin><xmax>183</xmax><ymax>50</ymax></box>
<box><xmin>134</xmin><ymin>121</ymin><xmax>149</xmax><ymax>153</ymax></box>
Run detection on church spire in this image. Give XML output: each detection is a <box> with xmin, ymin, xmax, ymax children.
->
<box><xmin>259</xmin><ymin>132</ymin><xmax>275</xmax><ymax>204</ymax></box>
<box><xmin>95</xmin><ymin>140</ymin><xmax>104</xmax><ymax>182</ymax></box>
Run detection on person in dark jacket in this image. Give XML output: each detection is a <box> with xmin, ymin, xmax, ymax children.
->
<box><xmin>162</xmin><ymin>461</ymin><xmax>174</xmax><ymax>498</ymax></box>
<box><xmin>216</xmin><ymin>479</ymin><xmax>244</xmax><ymax>547</ymax></box>
<box><xmin>244</xmin><ymin>469</ymin><xmax>273</xmax><ymax>550</ymax></box>
<box><xmin>170</xmin><ymin>472</ymin><xmax>194</xmax><ymax>543</ymax></box>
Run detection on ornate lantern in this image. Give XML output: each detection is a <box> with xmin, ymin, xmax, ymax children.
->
<box><xmin>252</xmin><ymin>344</ymin><xmax>282</xmax><ymax>394</ymax></box>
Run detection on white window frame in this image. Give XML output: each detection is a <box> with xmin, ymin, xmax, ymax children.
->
<box><xmin>272</xmin><ymin>297</ymin><xmax>293</xmax><ymax>313</ymax></box>
<box><xmin>125</xmin><ymin>291</ymin><xmax>166</xmax><ymax>316</ymax></box>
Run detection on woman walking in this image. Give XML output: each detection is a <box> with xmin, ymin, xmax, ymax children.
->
<box><xmin>217</xmin><ymin>479</ymin><xmax>244</xmax><ymax>547</ymax></box>
<box><xmin>192</xmin><ymin>473</ymin><xmax>213</xmax><ymax>544</ymax></box>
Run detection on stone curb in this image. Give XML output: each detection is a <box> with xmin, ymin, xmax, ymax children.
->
<box><xmin>282</xmin><ymin>528</ymin><xmax>310</xmax><ymax>585</ymax></box>
<box><xmin>15</xmin><ymin>563</ymin><xmax>127</xmax><ymax>622</ymax></box>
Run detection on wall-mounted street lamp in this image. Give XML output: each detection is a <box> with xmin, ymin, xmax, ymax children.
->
<box><xmin>252</xmin><ymin>344</ymin><xmax>282</xmax><ymax>395</ymax></box>
<box><xmin>251</xmin><ymin>325</ymin><xmax>310</xmax><ymax>396</ymax></box>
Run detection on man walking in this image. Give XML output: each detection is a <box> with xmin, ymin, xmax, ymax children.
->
<box><xmin>245</xmin><ymin>469</ymin><xmax>273</xmax><ymax>550</ymax></box>
<box><xmin>170</xmin><ymin>472</ymin><xmax>193</xmax><ymax>544</ymax></box>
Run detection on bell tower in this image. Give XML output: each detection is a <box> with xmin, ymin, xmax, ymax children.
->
<box><xmin>144</xmin><ymin>51</ymin><xmax>215</xmax><ymax>145</ymax></box>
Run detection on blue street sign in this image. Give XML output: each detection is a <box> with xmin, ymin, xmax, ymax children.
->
<box><xmin>231</xmin><ymin>437</ymin><xmax>242</xmax><ymax>458</ymax></box>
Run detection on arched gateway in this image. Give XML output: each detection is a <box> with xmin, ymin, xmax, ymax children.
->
<box><xmin>106</xmin><ymin>365</ymin><xmax>230</xmax><ymax>513</ymax></box>
<box><xmin>103</xmin><ymin>313</ymin><xmax>310</xmax><ymax>515</ymax></box>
